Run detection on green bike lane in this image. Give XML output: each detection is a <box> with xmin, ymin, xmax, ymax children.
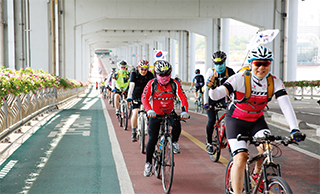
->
<box><xmin>0</xmin><ymin>86</ymin><xmax>132</xmax><ymax>194</ymax></box>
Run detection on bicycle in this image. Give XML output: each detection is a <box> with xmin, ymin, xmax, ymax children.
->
<box><xmin>153</xmin><ymin>113</ymin><xmax>184</xmax><ymax>194</ymax></box>
<box><xmin>136</xmin><ymin>101</ymin><xmax>148</xmax><ymax>153</ymax></box>
<box><xmin>225</xmin><ymin>132</ymin><xmax>305</xmax><ymax>194</ymax></box>
<box><xmin>117</xmin><ymin>92</ymin><xmax>128</xmax><ymax>130</ymax></box>
<box><xmin>209</xmin><ymin>103</ymin><xmax>231</xmax><ymax>162</ymax></box>
<box><xmin>190</xmin><ymin>88</ymin><xmax>203</xmax><ymax>113</ymax></box>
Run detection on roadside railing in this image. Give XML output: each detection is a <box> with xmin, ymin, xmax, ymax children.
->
<box><xmin>286</xmin><ymin>86</ymin><xmax>320</xmax><ymax>100</ymax></box>
<box><xmin>0</xmin><ymin>87</ymin><xmax>87</xmax><ymax>142</ymax></box>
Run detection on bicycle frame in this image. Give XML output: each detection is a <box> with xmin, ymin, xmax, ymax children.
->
<box><xmin>238</xmin><ymin>133</ymin><xmax>292</xmax><ymax>194</ymax></box>
<box><xmin>244</xmin><ymin>141</ymin><xmax>281</xmax><ymax>193</ymax></box>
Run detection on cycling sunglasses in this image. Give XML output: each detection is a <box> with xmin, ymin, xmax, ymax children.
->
<box><xmin>140</xmin><ymin>68</ymin><xmax>148</xmax><ymax>71</ymax></box>
<box><xmin>120</xmin><ymin>66</ymin><xmax>126</xmax><ymax>69</ymax></box>
<box><xmin>252</xmin><ymin>60</ymin><xmax>271</xmax><ymax>67</ymax></box>
<box><xmin>158</xmin><ymin>72</ymin><xmax>171</xmax><ymax>77</ymax></box>
<box><xmin>214</xmin><ymin>61</ymin><xmax>225</xmax><ymax>65</ymax></box>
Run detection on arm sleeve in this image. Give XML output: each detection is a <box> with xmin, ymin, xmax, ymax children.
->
<box><xmin>203</xmin><ymin>85</ymin><xmax>209</xmax><ymax>104</ymax></box>
<box><xmin>209</xmin><ymin>86</ymin><xmax>228</xmax><ymax>101</ymax></box>
<box><xmin>175</xmin><ymin>80</ymin><xmax>189</xmax><ymax>112</ymax></box>
<box><xmin>127</xmin><ymin>82</ymin><xmax>135</xmax><ymax>98</ymax></box>
<box><xmin>277</xmin><ymin>95</ymin><xmax>299</xmax><ymax>131</ymax></box>
<box><xmin>141</xmin><ymin>80</ymin><xmax>153</xmax><ymax>112</ymax></box>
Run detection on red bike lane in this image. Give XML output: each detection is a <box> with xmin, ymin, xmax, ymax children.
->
<box><xmin>94</xmin><ymin>56</ymin><xmax>319</xmax><ymax>194</ymax></box>
<box><xmin>102</xmin><ymin>95</ymin><xmax>319</xmax><ymax>194</ymax></box>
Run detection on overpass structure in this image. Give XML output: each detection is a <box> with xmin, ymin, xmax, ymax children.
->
<box><xmin>0</xmin><ymin>0</ymin><xmax>300</xmax><ymax>82</ymax></box>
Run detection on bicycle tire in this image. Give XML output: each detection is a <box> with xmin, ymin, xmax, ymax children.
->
<box><xmin>123</xmin><ymin>104</ymin><xmax>128</xmax><ymax>130</ymax></box>
<box><xmin>225</xmin><ymin>159</ymin><xmax>233</xmax><ymax>194</ymax></box>
<box><xmin>139</xmin><ymin>116</ymin><xmax>145</xmax><ymax>153</ymax></box>
<box><xmin>209</xmin><ymin>126</ymin><xmax>221</xmax><ymax>162</ymax></box>
<box><xmin>267</xmin><ymin>176</ymin><xmax>293</xmax><ymax>194</ymax></box>
<box><xmin>162</xmin><ymin>136</ymin><xmax>174</xmax><ymax>194</ymax></box>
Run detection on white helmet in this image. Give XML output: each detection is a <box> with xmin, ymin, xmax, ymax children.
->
<box><xmin>248</xmin><ymin>46</ymin><xmax>273</xmax><ymax>62</ymax></box>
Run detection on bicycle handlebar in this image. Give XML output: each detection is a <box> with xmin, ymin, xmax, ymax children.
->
<box><xmin>236</xmin><ymin>132</ymin><xmax>296</xmax><ymax>146</ymax></box>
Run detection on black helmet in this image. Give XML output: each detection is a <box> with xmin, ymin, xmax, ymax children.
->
<box><xmin>212</xmin><ymin>51</ymin><xmax>227</xmax><ymax>65</ymax></box>
<box><xmin>195</xmin><ymin>69</ymin><xmax>200</xmax><ymax>74</ymax></box>
<box><xmin>154</xmin><ymin>60</ymin><xmax>172</xmax><ymax>76</ymax></box>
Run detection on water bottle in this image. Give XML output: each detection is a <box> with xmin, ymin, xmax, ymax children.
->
<box><xmin>159</xmin><ymin>136</ymin><xmax>164</xmax><ymax>149</ymax></box>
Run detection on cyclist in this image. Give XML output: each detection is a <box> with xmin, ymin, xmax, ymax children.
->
<box><xmin>106</xmin><ymin>70</ymin><xmax>114</xmax><ymax>103</ymax></box>
<box><xmin>142</xmin><ymin>60</ymin><xmax>189</xmax><ymax>177</ymax></box>
<box><xmin>203</xmin><ymin>51</ymin><xmax>235</xmax><ymax>154</ymax></box>
<box><xmin>127</xmin><ymin>60</ymin><xmax>154</xmax><ymax>142</ymax></box>
<box><xmin>189</xmin><ymin>69</ymin><xmax>204</xmax><ymax>102</ymax></box>
<box><xmin>112</xmin><ymin>60</ymin><xmax>130</xmax><ymax>115</ymax></box>
<box><xmin>208</xmin><ymin>46</ymin><xmax>305</xmax><ymax>194</ymax></box>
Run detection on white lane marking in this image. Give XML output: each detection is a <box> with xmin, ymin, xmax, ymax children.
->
<box><xmin>101</xmin><ymin>98</ymin><xmax>134</xmax><ymax>194</ymax></box>
<box><xmin>47</xmin><ymin>131</ymin><xmax>58</xmax><ymax>137</ymax></box>
<box><xmin>0</xmin><ymin>160</ymin><xmax>18</xmax><ymax>178</ymax></box>
<box><xmin>81</xmin><ymin>98</ymin><xmax>99</xmax><ymax>110</ymax></box>
<box><xmin>20</xmin><ymin>114</ymin><xmax>80</xmax><ymax>194</ymax></box>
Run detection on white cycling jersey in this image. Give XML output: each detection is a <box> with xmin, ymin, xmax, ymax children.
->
<box><xmin>209</xmin><ymin>71</ymin><xmax>299</xmax><ymax>131</ymax></box>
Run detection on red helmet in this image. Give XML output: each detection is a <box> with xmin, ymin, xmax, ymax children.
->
<box><xmin>137</xmin><ymin>60</ymin><xmax>149</xmax><ymax>69</ymax></box>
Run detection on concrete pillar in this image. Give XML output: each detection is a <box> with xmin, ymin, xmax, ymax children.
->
<box><xmin>286</xmin><ymin>0</ymin><xmax>298</xmax><ymax>81</ymax></box>
<box><xmin>221</xmin><ymin>19</ymin><xmax>230</xmax><ymax>66</ymax></box>
<box><xmin>189</xmin><ymin>32</ymin><xmax>196</xmax><ymax>82</ymax></box>
<box><xmin>0</xmin><ymin>0</ymin><xmax>4</xmax><ymax>67</ymax></box>
<box><xmin>179</xmin><ymin>31</ymin><xmax>188</xmax><ymax>81</ymax></box>
<box><xmin>14</xmin><ymin>1</ymin><xmax>25</xmax><ymax>69</ymax></box>
<box><xmin>170</xmin><ymin>39</ymin><xmax>177</xmax><ymax>76</ymax></box>
<box><xmin>205</xmin><ymin>19</ymin><xmax>214</xmax><ymax>72</ymax></box>
<box><xmin>7</xmin><ymin>0</ymin><xmax>15</xmax><ymax>69</ymax></box>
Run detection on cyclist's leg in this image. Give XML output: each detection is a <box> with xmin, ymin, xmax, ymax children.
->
<box><xmin>171</xmin><ymin>119</ymin><xmax>181</xmax><ymax>143</ymax></box>
<box><xmin>130</xmin><ymin>101</ymin><xmax>140</xmax><ymax>141</ymax></box>
<box><xmin>114</xmin><ymin>92</ymin><xmax>120</xmax><ymax>110</ymax></box>
<box><xmin>170</xmin><ymin>115</ymin><xmax>182</xmax><ymax>154</ymax></box>
<box><xmin>206</xmin><ymin>106</ymin><xmax>216</xmax><ymax>144</ymax></box>
<box><xmin>199</xmin><ymin>87</ymin><xmax>204</xmax><ymax>104</ymax></box>
<box><xmin>194</xmin><ymin>87</ymin><xmax>198</xmax><ymax>99</ymax></box>
<box><xmin>145</xmin><ymin>118</ymin><xmax>161</xmax><ymax>164</ymax></box>
<box><xmin>231</xmin><ymin>151</ymin><xmax>248</xmax><ymax>194</ymax></box>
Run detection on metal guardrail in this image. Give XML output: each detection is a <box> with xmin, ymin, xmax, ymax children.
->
<box><xmin>286</xmin><ymin>86</ymin><xmax>320</xmax><ymax>100</ymax></box>
<box><xmin>0</xmin><ymin>87</ymin><xmax>87</xmax><ymax>142</ymax></box>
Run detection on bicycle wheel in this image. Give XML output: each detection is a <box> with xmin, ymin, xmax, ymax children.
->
<box><xmin>209</xmin><ymin>126</ymin><xmax>221</xmax><ymax>162</ymax></box>
<box><xmin>162</xmin><ymin>136</ymin><xmax>174</xmax><ymax>194</ymax></box>
<box><xmin>139</xmin><ymin>116</ymin><xmax>145</xmax><ymax>153</ymax></box>
<box><xmin>267</xmin><ymin>176</ymin><xmax>293</xmax><ymax>194</ymax></box>
<box><xmin>225</xmin><ymin>159</ymin><xmax>234</xmax><ymax>194</ymax></box>
<box><xmin>123</xmin><ymin>104</ymin><xmax>128</xmax><ymax>130</ymax></box>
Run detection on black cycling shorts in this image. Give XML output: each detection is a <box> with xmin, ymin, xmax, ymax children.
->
<box><xmin>225</xmin><ymin>115</ymin><xmax>270</xmax><ymax>155</ymax></box>
<box><xmin>195</xmin><ymin>86</ymin><xmax>203</xmax><ymax>94</ymax></box>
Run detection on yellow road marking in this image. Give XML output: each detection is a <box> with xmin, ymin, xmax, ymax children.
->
<box><xmin>181</xmin><ymin>130</ymin><xmax>229</xmax><ymax>166</ymax></box>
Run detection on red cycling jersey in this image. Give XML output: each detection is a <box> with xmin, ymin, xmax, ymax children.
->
<box><xmin>142</xmin><ymin>79</ymin><xmax>189</xmax><ymax>115</ymax></box>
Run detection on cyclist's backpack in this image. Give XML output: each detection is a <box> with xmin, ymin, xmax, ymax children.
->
<box><xmin>234</xmin><ymin>69</ymin><xmax>274</xmax><ymax>104</ymax></box>
<box><xmin>195</xmin><ymin>74</ymin><xmax>204</xmax><ymax>86</ymax></box>
<box><xmin>151</xmin><ymin>78</ymin><xmax>177</xmax><ymax>97</ymax></box>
